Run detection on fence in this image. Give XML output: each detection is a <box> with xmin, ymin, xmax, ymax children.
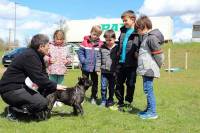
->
<box><xmin>162</xmin><ymin>43</ymin><xmax>200</xmax><ymax>72</ymax></box>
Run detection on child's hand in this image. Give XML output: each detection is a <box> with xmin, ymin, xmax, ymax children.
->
<box><xmin>97</xmin><ymin>71</ymin><xmax>101</xmax><ymax>75</ymax></box>
<box><xmin>50</xmin><ymin>58</ymin><xmax>56</xmax><ymax>64</ymax></box>
<box><xmin>56</xmin><ymin>84</ymin><xmax>66</xmax><ymax>91</ymax></box>
<box><xmin>63</xmin><ymin>58</ymin><xmax>72</xmax><ymax>65</ymax></box>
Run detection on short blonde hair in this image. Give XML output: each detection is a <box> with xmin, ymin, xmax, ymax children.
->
<box><xmin>121</xmin><ymin>10</ymin><xmax>136</xmax><ymax>21</ymax></box>
<box><xmin>90</xmin><ymin>25</ymin><xmax>102</xmax><ymax>35</ymax></box>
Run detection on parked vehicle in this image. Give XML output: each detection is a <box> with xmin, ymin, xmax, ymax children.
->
<box><xmin>2</xmin><ymin>45</ymin><xmax>80</xmax><ymax>69</ymax></box>
<box><xmin>2</xmin><ymin>47</ymin><xmax>26</xmax><ymax>67</ymax></box>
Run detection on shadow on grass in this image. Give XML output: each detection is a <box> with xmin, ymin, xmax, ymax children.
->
<box><xmin>50</xmin><ymin>110</ymin><xmax>75</xmax><ymax>117</ymax></box>
<box><xmin>85</xmin><ymin>96</ymin><xmax>142</xmax><ymax>114</ymax></box>
<box><xmin>84</xmin><ymin>96</ymin><xmax>102</xmax><ymax>105</ymax></box>
<box><xmin>0</xmin><ymin>111</ymin><xmax>41</xmax><ymax>122</ymax></box>
<box><xmin>128</xmin><ymin>107</ymin><xmax>141</xmax><ymax>114</ymax></box>
<box><xmin>0</xmin><ymin>110</ymin><xmax>81</xmax><ymax>122</ymax></box>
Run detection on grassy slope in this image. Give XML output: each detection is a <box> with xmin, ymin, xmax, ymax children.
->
<box><xmin>0</xmin><ymin>43</ymin><xmax>200</xmax><ymax>133</ymax></box>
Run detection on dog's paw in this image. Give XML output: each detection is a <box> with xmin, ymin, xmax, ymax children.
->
<box><xmin>34</xmin><ymin>110</ymin><xmax>51</xmax><ymax>121</ymax></box>
<box><xmin>80</xmin><ymin>112</ymin><xmax>84</xmax><ymax>116</ymax></box>
<box><xmin>72</xmin><ymin>111</ymin><xmax>79</xmax><ymax>116</ymax></box>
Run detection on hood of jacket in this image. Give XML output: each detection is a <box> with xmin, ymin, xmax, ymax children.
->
<box><xmin>148</xmin><ymin>29</ymin><xmax>164</xmax><ymax>45</ymax></box>
<box><xmin>83</xmin><ymin>35</ymin><xmax>101</xmax><ymax>42</ymax></box>
<box><xmin>83</xmin><ymin>35</ymin><xmax>103</xmax><ymax>47</ymax></box>
<box><xmin>101</xmin><ymin>43</ymin><xmax>116</xmax><ymax>50</ymax></box>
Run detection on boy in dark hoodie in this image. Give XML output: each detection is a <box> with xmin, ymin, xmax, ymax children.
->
<box><xmin>135</xmin><ymin>15</ymin><xmax>164</xmax><ymax>119</ymax></box>
<box><xmin>113</xmin><ymin>10</ymin><xmax>140</xmax><ymax>111</ymax></box>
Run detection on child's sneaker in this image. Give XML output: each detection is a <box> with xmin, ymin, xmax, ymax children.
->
<box><xmin>106</xmin><ymin>100</ymin><xmax>115</xmax><ymax>107</ymax></box>
<box><xmin>139</xmin><ymin>112</ymin><xmax>158</xmax><ymax>119</ymax></box>
<box><xmin>100</xmin><ymin>101</ymin><xmax>106</xmax><ymax>107</ymax></box>
<box><xmin>123</xmin><ymin>101</ymin><xmax>133</xmax><ymax>112</ymax></box>
<box><xmin>138</xmin><ymin>111</ymin><xmax>147</xmax><ymax>115</ymax></box>
<box><xmin>90</xmin><ymin>98</ymin><xmax>97</xmax><ymax>105</ymax></box>
<box><xmin>109</xmin><ymin>104</ymin><xmax>119</xmax><ymax>111</ymax></box>
<box><xmin>109</xmin><ymin>104</ymin><xmax>124</xmax><ymax>111</ymax></box>
<box><xmin>137</xmin><ymin>108</ymin><xmax>148</xmax><ymax>115</ymax></box>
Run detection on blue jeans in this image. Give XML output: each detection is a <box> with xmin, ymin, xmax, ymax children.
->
<box><xmin>101</xmin><ymin>73</ymin><xmax>115</xmax><ymax>102</ymax></box>
<box><xmin>143</xmin><ymin>76</ymin><xmax>156</xmax><ymax>114</ymax></box>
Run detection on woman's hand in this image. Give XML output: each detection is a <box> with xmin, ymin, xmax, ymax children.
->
<box><xmin>56</xmin><ymin>84</ymin><xmax>66</xmax><ymax>91</ymax></box>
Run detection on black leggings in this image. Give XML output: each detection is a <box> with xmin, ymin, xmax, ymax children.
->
<box><xmin>115</xmin><ymin>66</ymin><xmax>137</xmax><ymax>104</ymax></box>
<box><xmin>82</xmin><ymin>71</ymin><xmax>98</xmax><ymax>99</ymax></box>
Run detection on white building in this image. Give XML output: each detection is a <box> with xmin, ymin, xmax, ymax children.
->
<box><xmin>64</xmin><ymin>16</ymin><xmax>173</xmax><ymax>43</ymax></box>
<box><xmin>192</xmin><ymin>21</ymin><xmax>200</xmax><ymax>42</ymax></box>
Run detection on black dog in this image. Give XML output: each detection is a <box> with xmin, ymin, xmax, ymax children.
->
<box><xmin>46</xmin><ymin>77</ymin><xmax>92</xmax><ymax>116</ymax></box>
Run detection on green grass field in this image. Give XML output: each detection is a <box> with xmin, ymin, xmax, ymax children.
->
<box><xmin>0</xmin><ymin>43</ymin><xmax>200</xmax><ymax>133</ymax></box>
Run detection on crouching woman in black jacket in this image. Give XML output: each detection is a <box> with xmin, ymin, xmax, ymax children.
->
<box><xmin>0</xmin><ymin>34</ymin><xmax>66</xmax><ymax>121</ymax></box>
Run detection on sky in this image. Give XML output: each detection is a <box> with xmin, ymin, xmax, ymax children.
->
<box><xmin>0</xmin><ymin>0</ymin><xmax>200</xmax><ymax>45</ymax></box>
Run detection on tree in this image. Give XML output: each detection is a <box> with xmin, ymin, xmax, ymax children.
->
<box><xmin>55</xmin><ymin>19</ymin><xmax>69</xmax><ymax>41</ymax></box>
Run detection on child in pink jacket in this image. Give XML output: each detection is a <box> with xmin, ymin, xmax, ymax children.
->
<box><xmin>45</xmin><ymin>30</ymin><xmax>72</xmax><ymax>84</ymax></box>
<box><xmin>44</xmin><ymin>30</ymin><xmax>71</xmax><ymax>106</ymax></box>
<box><xmin>46</xmin><ymin>30</ymin><xmax>71</xmax><ymax>84</ymax></box>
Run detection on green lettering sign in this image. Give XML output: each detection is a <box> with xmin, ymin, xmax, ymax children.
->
<box><xmin>111</xmin><ymin>24</ymin><xmax>118</xmax><ymax>31</ymax></box>
<box><xmin>101</xmin><ymin>24</ymin><xmax>123</xmax><ymax>32</ymax></box>
<box><xmin>101</xmin><ymin>24</ymin><xmax>110</xmax><ymax>31</ymax></box>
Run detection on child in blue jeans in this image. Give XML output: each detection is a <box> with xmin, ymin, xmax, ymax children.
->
<box><xmin>135</xmin><ymin>15</ymin><xmax>164</xmax><ymax>119</ymax></box>
<box><xmin>96</xmin><ymin>29</ymin><xmax>117</xmax><ymax>107</ymax></box>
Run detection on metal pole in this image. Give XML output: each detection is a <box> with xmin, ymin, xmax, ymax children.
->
<box><xmin>185</xmin><ymin>52</ymin><xmax>188</xmax><ymax>70</ymax></box>
<box><xmin>8</xmin><ymin>28</ymin><xmax>11</xmax><ymax>49</ymax></box>
<box><xmin>168</xmin><ymin>48</ymin><xmax>171</xmax><ymax>73</ymax></box>
<box><xmin>72</xmin><ymin>47</ymin><xmax>75</xmax><ymax>70</ymax></box>
<box><xmin>14</xmin><ymin>2</ymin><xmax>16</xmax><ymax>46</ymax></box>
